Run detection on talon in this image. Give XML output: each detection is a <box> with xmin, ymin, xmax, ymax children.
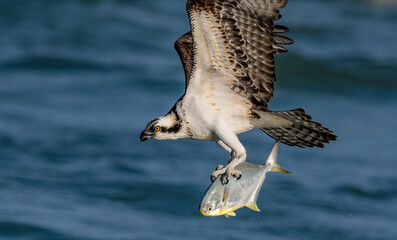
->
<box><xmin>210</xmin><ymin>174</ymin><xmax>216</xmax><ymax>182</ymax></box>
<box><xmin>220</xmin><ymin>174</ymin><xmax>229</xmax><ymax>185</ymax></box>
<box><xmin>212</xmin><ymin>166</ymin><xmax>227</xmax><ymax>179</ymax></box>
<box><xmin>231</xmin><ymin>170</ymin><xmax>241</xmax><ymax>180</ymax></box>
<box><xmin>212</xmin><ymin>164</ymin><xmax>242</xmax><ymax>185</ymax></box>
<box><xmin>215</xmin><ymin>165</ymin><xmax>224</xmax><ymax>171</ymax></box>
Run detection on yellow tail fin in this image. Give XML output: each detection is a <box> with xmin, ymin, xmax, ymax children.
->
<box><xmin>270</xmin><ymin>163</ymin><xmax>292</xmax><ymax>174</ymax></box>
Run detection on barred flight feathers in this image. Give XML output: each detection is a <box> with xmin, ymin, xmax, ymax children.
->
<box><xmin>172</xmin><ymin>0</ymin><xmax>336</xmax><ymax>149</ymax></box>
<box><xmin>141</xmin><ymin>0</ymin><xmax>336</xmax><ymax>185</ymax></box>
<box><xmin>185</xmin><ymin>0</ymin><xmax>291</xmax><ymax>110</ymax></box>
<box><xmin>174</xmin><ymin>31</ymin><xmax>194</xmax><ymax>88</ymax></box>
<box><xmin>261</xmin><ymin>109</ymin><xmax>337</xmax><ymax>148</ymax></box>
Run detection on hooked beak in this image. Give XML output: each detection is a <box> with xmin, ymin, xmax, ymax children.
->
<box><xmin>140</xmin><ymin>130</ymin><xmax>153</xmax><ymax>142</ymax></box>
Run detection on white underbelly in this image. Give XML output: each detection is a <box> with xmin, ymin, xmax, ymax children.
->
<box><xmin>183</xmin><ymin>71</ymin><xmax>255</xmax><ymax>139</ymax></box>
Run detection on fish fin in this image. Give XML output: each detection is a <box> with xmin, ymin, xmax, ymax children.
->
<box><xmin>270</xmin><ymin>163</ymin><xmax>293</xmax><ymax>174</ymax></box>
<box><xmin>264</xmin><ymin>137</ymin><xmax>281</xmax><ymax>166</ymax></box>
<box><xmin>226</xmin><ymin>211</ymin><xmax>236</xmax><ymax>217</ymax></box>
<box><xmin>247</xmin><ymin>182</ymin><xmax>263</xmax><ymax>213</ymax></box>
<box><xmin>266</xmin><ymin>138</ymin><xmax>293</xmax><ymax>174</ymax></box>
<box><xmin>222</xmin><ymin>185</ymin><xmax>230</xmax><ymax>203</ymax></box>
<box><xmin>246</xmin><ymin>202</ymin><xmax>260</xmax><ymax>212</ymax></box>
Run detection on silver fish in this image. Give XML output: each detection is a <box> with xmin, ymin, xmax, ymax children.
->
<box><xmin>200</xmin><ymin>138</ymin><xmax>292</xmax><ymax>217</ymax></box>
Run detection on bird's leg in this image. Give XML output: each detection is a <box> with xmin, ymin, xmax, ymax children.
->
<box><xmin>216</xmin><ymin>140</ymin><xmax>237</xmax><ymax>162</ymax></box>
<box><xmin>212</xmin><ymin>123</ymin><xmax>246</xmax><ymax>185</ymax></box>
<box><xmin>216</xmin><ymin>141</ymin><xmax>234</xmax><ymax>164</ymax></box>
<box><xmin>228</xmin><ymin>150</ymin><xmax>237</xmax><ymax>163</ymax></box>
<box><xmin>211</xmin><ymin>161</ymin><xmax>225</xmax><ymax>182</ymax></box>
<box><xmin>216</xmin><ymin>139</ymin><xmax>232</xmax><ymax>153</ymax></box>
<box><xmin>211</xmin><ymin>140</ymin><xmax>231</xmax><ymax>182</ymax></box>
<box><xmin>214</xmin><ymin>151</ymin><xmax>244</xmax><ymax>184</ymax></box>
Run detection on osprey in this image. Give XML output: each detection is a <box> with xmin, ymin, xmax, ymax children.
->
<box><xmin>140</xmin><ymin>0</ymin><xmax>336</xmax><ymax>184</ymax></box>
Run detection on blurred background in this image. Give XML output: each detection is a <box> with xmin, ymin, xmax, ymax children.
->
<box><xmin>0</xmin><ymin>0</ymin><xmax>396</xmax><ymax>239</ymax></box>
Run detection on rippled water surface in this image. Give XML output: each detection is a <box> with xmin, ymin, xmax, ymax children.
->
<box><xmin>0</xmin><ymin>0</ymin><xmax>396</xmax><ymax>239</ymax></box>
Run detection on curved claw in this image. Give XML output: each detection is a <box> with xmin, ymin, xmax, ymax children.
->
<box><xmin>211</xmin><ymin>165</ymin><xmax>225</xmax><ymax>182</ymax></box>
<box><xmin>212</xmin><ymin>165</ymin><xmax>242</xmax><ymax>185</ymax></box>
<box><xmin>236</xmin><ymin>174</ymin><xmax>241</xmax><ymax>181</ymax></box>
<box><xmin>231</xmin><ymin>170</ymin><xmax>242</xmax><ymax>180</ymax></box>
<box><xmin>220</xmin><ymin>174</ymin><xmax>229</xmax><ymax>185</ymax></box>
<box><xmin>210</xmin><ymin>174</ymin><xmax>216</xmax><ymax>182</ymax></box>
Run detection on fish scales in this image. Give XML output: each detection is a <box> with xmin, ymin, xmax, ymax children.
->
<box><xmin>200</xmin><ymin>138</ymin><xmax>292</xmax><ymax>217</ymax></box>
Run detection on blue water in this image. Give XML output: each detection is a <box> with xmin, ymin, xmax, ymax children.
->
<box><xmin>0</xmin><ymin>0</ymin><xmax>396</xmax><ymax>239</ymax></box>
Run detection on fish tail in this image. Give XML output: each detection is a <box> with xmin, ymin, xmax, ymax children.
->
<box><xmin>270</xmin><ymin>163</ymin><xmax>292</xmax><ymax>174</ymax></box>
<box><xmin>266</xmin><ymin>137</ymin><xmax>292</xmax><ymax>174</ymax></box>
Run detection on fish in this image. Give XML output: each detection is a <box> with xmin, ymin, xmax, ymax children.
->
<box><xmin>199</xmin><ymin>138</ymin><xmax>292</xmax><ymax>217</ymax></box>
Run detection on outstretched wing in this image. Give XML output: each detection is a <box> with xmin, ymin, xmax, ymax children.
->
<box><xmin>184</xmin><ymin>0</ymin><xmax>292</xmax><ymax>111</ymax></box>
<box><xmin>174</xmin><ymin>31</ymin><xmax>194</xmax><ymax>89</ymax></box>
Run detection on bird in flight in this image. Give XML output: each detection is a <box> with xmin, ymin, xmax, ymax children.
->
<box><xmin>140</xmin><ymin>0</ymin><xmax>336</xmax><ymax>184</ymax></box>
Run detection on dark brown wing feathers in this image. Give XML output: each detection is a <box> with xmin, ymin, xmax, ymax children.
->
<box><xmin>183</xmin><ymin>0</ymin><xmax>291</xmax><ymax>109</ymax></box>
<box><xmin>174</xmin><ymin>31</ymin><xmax>194</xmax><ymax>89</ymax></box>
<box><xmin>176</xmin><ymin>1</ymin><xmax>337</xmax><ymax>148</ymax></box>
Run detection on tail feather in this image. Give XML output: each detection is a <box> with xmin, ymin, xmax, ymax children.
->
<box><xmin>260</xmin><ymin>108</ymin><xmax>337</xmax><ymax>148</ymax></box>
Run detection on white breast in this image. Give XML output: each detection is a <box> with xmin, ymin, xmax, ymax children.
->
<box><xmin>181</xmin><ymin>11</ymin><xmax>255</xmax><ymax>140</ymax></box>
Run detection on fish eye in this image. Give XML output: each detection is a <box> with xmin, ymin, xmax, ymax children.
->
<box><xmin>207</xmin><ymin>206</ymin><xmax>212</xmax><ymax>212</ymax></box>
<box><xmin>154</xmin><ymin>126</ymin><xmax>161</xmax><ymax>132</ymax></box>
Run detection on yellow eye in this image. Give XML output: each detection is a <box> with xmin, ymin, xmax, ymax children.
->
<box><xmin>154</xmin><ymin>126</ymin><xmax>161</xmax><ymax>132</ymax></box>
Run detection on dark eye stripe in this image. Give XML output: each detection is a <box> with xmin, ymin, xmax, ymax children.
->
<box><xmin>160</xmin><ymin>122</ymin><xmax>181</xmax><ymax>133</ymax></box>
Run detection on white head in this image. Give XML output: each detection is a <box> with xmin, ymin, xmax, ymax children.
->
<box><xmin>140</xmin><ymin>112</ymin><xmax>188</xmax><ymax>141</ymax></box>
